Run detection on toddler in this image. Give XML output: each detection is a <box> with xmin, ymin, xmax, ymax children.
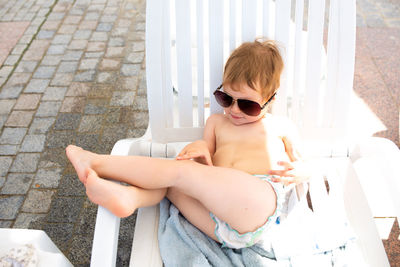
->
<box><xmin>66</xmin><ymin>39</ymin><xmax>309</xmax><ymax>249</ymax></box>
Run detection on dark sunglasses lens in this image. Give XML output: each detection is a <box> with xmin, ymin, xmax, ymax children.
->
<box><xmin>237</xmin><ymin>100</ymin><xmax>261</xmax><ymax>116</ymax></box>
<box><xmin>214</xmin><ymin>91</ymin><xmax>233</xmax><ymax>107</ymax></box>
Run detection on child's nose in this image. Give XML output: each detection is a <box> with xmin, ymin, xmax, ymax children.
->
<box><xmin>230</xmin><ymin>100</ymin><xmax>241</xmax><ymax>113</ymax></box>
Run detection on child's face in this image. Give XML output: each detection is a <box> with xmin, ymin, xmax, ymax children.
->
<box><xmin>222</xmin><ymin>83</ymin><xmax>269</xmax><ymax>125</ymax></box>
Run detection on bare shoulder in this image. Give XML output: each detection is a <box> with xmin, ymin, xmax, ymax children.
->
<box><xmin>206</xmin><ymin>113</ymin><xmax>226</xmax><ymax>126</ymax></box>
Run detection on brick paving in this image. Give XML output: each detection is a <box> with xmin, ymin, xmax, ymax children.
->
<box><xmin>0</xmin><ymin>0</ymin><xmax>399</xmax><ymax>266</ymax></box>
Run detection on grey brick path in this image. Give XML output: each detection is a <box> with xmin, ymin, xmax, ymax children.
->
<box><xmin>0</xmin><ymin>0</ymin><xmax>399</xmax><ymax>266</ymax></box>
<box><xmin>0</xmin><ymin>0</ymin><xmax>146</xmax><ymax>265</ymax></box>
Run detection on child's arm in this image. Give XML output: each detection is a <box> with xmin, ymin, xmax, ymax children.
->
<box><xmin>268</xmin><ymin>118</ymin><xmax>310</xmax><ymax>185</ymax></box>
<box><xmin>176</xmin><ymin>115</ymin><xmax>217</xmax><ymax>166</ymax></box>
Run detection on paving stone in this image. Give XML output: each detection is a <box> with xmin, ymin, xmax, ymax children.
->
<box><xmin>42</xmin><ymin>223</ymin><xmax>74</xmax><ymax>251</ymax></box>
<box><xmin>96</xmin><ymin>72</ymin><xmax>114</xmax><ymax>83</ymax></box>
<box><xmin>66</xmin><ymin>82</ymin><xmax>90</xmax><ymax>96</ymax></box>
<box><xmin>125</xmin><ymin>52</ymin><xmax>144</xmax><ymax>64</ymax></box>
<box><xmin>105</xmin><ymin>47</ymin><xmax>124</xmax><ymax>57</ymax></box>
<box><xmin>0</xmin><ymin>196</ymin><xmax>24</xmax><ymax>220</ymax></box>
<box><xmin>78</xmin><ymin>115</ymin><xmax>103</xmax><ymax>132</ymax></box>
<box><xmin>0</xmin><ymin>85</ymin><xmax>24</xmax><ymax>99</ymax></box>
<box><xmin>58</xmin><ymin>173</ymin><xmax>85</xmax><ymax>196</ymax></box>
<box><xmin>90</xmin><ymin>31</ymin><xmax>108</xmax><ymax>41</ymax></box>
<box><xmin>42</xmin><ymin>20</ymin><xmax>61</xmax><ymax>30</ymax></box>
<box><xmin>110</xmin><ymin>91</ymin><xmax>135</xmax><ymax>107</ymax></box>
<box><xmin>84</xmin><ymin>99</ymin><xmax>108</xmax><ymax>114</ymax></box>
<box><xmin>15</xmin><ymin>61</ymin><xmax>38</xmax><ymax>73</ymax></box>
<box><xmin>87</xmin><ymin>42</ymin><xmax>106</xmax><ymax>52</ymax></box>
<box><xmin>47</xmin><ymin>44</ymin><xmax>67</xmax><ymax>55</ymax></box>
<box><xmin>21</xmin><ymin>189</ymin><xmax>55</xmax><ymax>213</ymax></box>
<box><xmin>41</xmin><ymin>55</ymin><xmax>62</xmax><ymax>66</ymax></box>
<box><xmin>33</xmin><ymin>66</ymin><xmax>56</xmax><ymax>79</ymax></box>
<box><xmin>0</xmin><ymin>66</ymin><xmax>13</xmax><ymax>78</ymax></box>
<box><xmin>0</xmin><ymin>100</ymin><xmax>16</xmax><ymax>114</ymax></box>
<box><xmin>0</xmin><ymin>128</ymin><xmax>27</xmax><ymax>145</ymax></box>
<box><xmin>46</xmin><ymin>131</ymin><xmax>75</xmax><ymax>148</ymax></box>
<box><xmin>85</xmin><ymin>12</ymin><xmax>100</xmax><ymax>20</ymax></box>
<box><xmin>10</xmin><ymin>153</ymin><xmax>40</xmax><ymax>172</ymax></box>
<box><xmin>37</xmin><ymin>30</ymin><xmax>55</xmax><ymax>39</ymax></box>
<box><xmin>3</xmin><ymin>55</ymin><xmax>20</xmax><ymax>66</ymax></box>
<box><xmin>54</xmin><ymin>113</ymin><xmax>81</xmax><ymax>130</ymax></box>
<box><xmin>84</xmin><ymin>51</ymin><xmax>104</xmax><ymax>58</ymax></box>
<box><xmin>64</xmin><ymin>15</ymin><xmax>82</xmax><ymax>25</ymax></box>
<box><xmin>1</xmin><ymin>173</ymin><xmax>34</xmax><ymax>194</ymax></box>
<box><xmin>51</xmin><ymin>73</ymin><xmax>74</xmax><ymax>87</ymax></box>
<box><xmin>79</xmin><ymin>20</ymin><xmax>98</xmax><ymax>30</ymax></box>
<box><xmin>62</xmin><ymin>50</ymin><xmax>83</xmax><ymax>61</ymax></box>
<box><xmin>58</xmin><ymin>24</ymin><xmax>77</xmax><ymax>34</ymax></box>
<box><xmin>87</xmin><ymin>84</ymin><xmax>113</xmax><ymax>98</ymax></box>
<box><xmin>20</xmin><ymin>134</ymin><xmax>46</xmax><ymax>152</ymax></box>
<box><xmin>109</xmin><ymin>37</ymin><xmax>125</xmax><ymax>47</ymax></box>
<box><xmin>42</xmin><ymin>87</ymin><xmax>67</xmax><ymax>101</ymax></box>
<box><xmin>0</xmin><ymin>221</ymin><xmax>12</xmax><ymax>228</ymax></box>
<box><xmin>14</xmin><ymin>94</ymin><xmax>41</xmax><ymax>110</ymax></box>
<box><xmin>96</xmin><ymin>22</ymin><xmax>113</xmax><ymax>32</ymax></box>
<box><xmin>123</xmin><ymin>76</ymin><xmax>139</xmax><ymax>90</ymax></box>
<box><xmin>47</xmin><ymin>197</ymin><xmax>84</xmax><ymax>223</ymax></box>
<box><xmin>5</xmin><ymin>110</ymin><xmax>34</xmax><ymax>127</ymax></box>
<box><xmin>68</xmin><ymin>235</ymin><xmax>92</xmax><ymax>265</ymax></box>
<box><xmin>7</xmin><ymin>73</ymin><xmax>31</xmax><ymax>86</ymax></box>
<box><xmin>0</xmin><ymin>145</ymin><xmax>18</xmax><ymax>155</ymax></box>
<box><xmin>11</xmin><ymin>44</ymin><xmax>28</xmax><ymax>55</ymax></box>
<box><xmin>133</xmin><ymin>111</ymin><xmax>149</xmax><ymax>128</ymax></box>
<box><xmin>100</xmin><ymin>58</ymin><xmax>120</xmax><ymax>70</ymax></box>
<box><xmin>75</xmin><ymin>200</ymin><xmax>97</xmax><ymax>236</ymax></box>
<box><xmin>25</xmin><ymin>79</ymin><xmax>50</xmax><ymax>93</ymax></box>
<box><xmin>60</xmin><ymin>97</ymin><xmax>86</xmax><ymax>113</ymax></box>
<box><xmin>48</xmin><ymin>12</ymin><xmax>65</xmax><ymax>21</ymax></box>
<box><xmin>79</xmin><ymin>58</ymin><xmax>99</xmax><ymax>70</ymax></box>
<box><xmin>74</xmin><ymin>70</ymin><xmax>96</xmax><ymax>82</ymax></box>
<box><xmin>36</xmin><ymin>101</ymin><xmax>62</xmax><ymax>117</ymax></box>
<box><xmin>33</xmin><ymin>168</ymin><xmax>62</xmax><ymax>188</ymax></box>
<box><xmin>121</xmin><ymin>64</ymin><xmax>140</xmax><ymax>76</ymax></box>
<box><xmin>68</xmin><ymin>40</ymin><xmax>88</xmax><ymax>50</ymax></box>
<box><xmin>29</xmin><ymin>117</ymin><xmax>55</xmax><ymax>134</ymax></box>
<box><xmin>0</xmin><ymin>157</ymin><xmax>13</xmax><ymax>176</ymax></box>
<box><xmin>101</xmin><ymin>15</ymin><xmax>117</xmax><ymax>23</ymax></box>
<box><xmin>14</xmin><ymin>213</ymin><xmax>47</xmax><ymax>228</ymax></box>
<box><xmin>73</xmin><ymin>29</ymin><xmax>92</xmax><ymax>40</ymax></box>
<box><xmin>112</xmin><ymin>27</ymin><xmax>128</xmax><ymax>37</ymax></box>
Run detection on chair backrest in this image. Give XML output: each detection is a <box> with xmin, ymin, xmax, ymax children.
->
<box><xmin>145</xmin><ymin>0</ymin><xmax>356</xmax><ymax>146</ymax></box>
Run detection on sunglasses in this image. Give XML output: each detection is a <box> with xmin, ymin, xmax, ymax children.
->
<box><xmin>213</xmin><ymin>85</ymin><xmax>276</xmax><ymax>116</ymax></box>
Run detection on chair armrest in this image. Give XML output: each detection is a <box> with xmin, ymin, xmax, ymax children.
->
<box><xmin>350</xmin><ymin>137</ymin><xmax>400</xmax><ymax>222</ymax></box>
<box><xmin>91</xmin><ymin>137</ymin><xmax>151</xmax><ymax>267</ymax></box>
<box><xmin>130</xmin><ymin>206</ymin><xmax>163</xmax><ymax>266</ymax></box>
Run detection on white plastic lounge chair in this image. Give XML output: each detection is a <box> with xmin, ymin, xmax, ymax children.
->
<box><xmin>90</xmin><ymin>0</ymin><xmax>400</xmax><ymax>266</ymax></box>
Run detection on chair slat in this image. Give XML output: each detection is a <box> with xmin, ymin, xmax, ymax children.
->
<box><xmin>196</xmin><ymin>0</ymin><xmax>205</xmax><ymax>127</ymax></box>
<box><xmin>332</xmin><ymin>0</ymin><xmax>356</xmax><ymax>133</ymax></box>
<box><xmin>262</xmin><ymin>0</ymin><xmax>273</xmax><ymax>39</ymax></box>
<box><xmin>272</xmin><ymin>0</ymin><xmax>291</xmax><ymax>116</ymax></box>
<box><xmin>146</xmin><ymin>0</ymin><xmax>169</xmax><ymax>142</ymax></box>
<box><xmin>303</xmin><ymin>0</ymin><xmax>325</xmax><ymax>129</ymax></box>
<box><xmin>229</xmin><ymin>0</ymin><xmax>237</xmax><ymax>53</ymax></box>
<box><xmin>241</xmin><ymin>0</ymin><xmax>257</xmax><ymax>42</ymax></box>
<box><xmin>209</xmin><ymin>0</ymin><xmax>224</xmax><ymax>114</ymax></box>
<box><xmin>308</xmin><ymin>174</ymin><xmax>329</xmax><ymax>214</ymax></box>
<box><xmin>163</xmin><ymin>0</ymin><xmax>174</xmax><ymax>128</ymax></box>
<box><xmin>291</xmin><ymin>0</ymin><xmax>305</xmax><ymax>124</ymax></box>
<box><xmin>175</xmin><ymin>0</ymin><xmax>193</xmax><ymax>127</ymax></box>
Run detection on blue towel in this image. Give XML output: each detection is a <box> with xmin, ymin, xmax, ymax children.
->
<box><xmin>158</xmin><ymin>198</ymin><xmax>363</xmax><ymax>267</ymax></box>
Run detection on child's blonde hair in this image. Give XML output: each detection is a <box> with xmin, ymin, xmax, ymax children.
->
<box><xmin>223</xmin><ymin>39</ymin><xmax>283</xmax><ymax>100</ymax></box>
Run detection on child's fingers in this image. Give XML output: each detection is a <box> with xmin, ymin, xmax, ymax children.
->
<box><xmin>277</xmin><ymin>161</ymin><xmax>294</xmax><ymax>170</ymax></box>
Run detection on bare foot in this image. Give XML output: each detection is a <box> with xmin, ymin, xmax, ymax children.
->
<box><xmin>86</xmin><ymin>168</ymin><xmax>138</xmax><ymax>218</ymax></box>
<box><xmin>65</xmin><ymin>145</ymin><xmax>97</xmax><ymax>184</ymax></box>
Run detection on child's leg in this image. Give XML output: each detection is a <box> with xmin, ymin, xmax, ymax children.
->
<box><xmin>85</xmin><ymin>168</ymin><xmax>167</xmax><ymax>218</ymax></box>
<box><xmin>66</xmin><ymin>145</ymin><xmax>276</xmax><ymax>234</ymax></box>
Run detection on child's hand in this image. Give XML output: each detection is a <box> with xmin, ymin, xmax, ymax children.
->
<box><xmin>176</xmin><ymin>140</ymin><xmax>213</xmax><ymax>166</ymax></box>
<box><xmin>267</xmin><ymin>161</ymin><xmax>310</xmax><ymax>186</ymax></box>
